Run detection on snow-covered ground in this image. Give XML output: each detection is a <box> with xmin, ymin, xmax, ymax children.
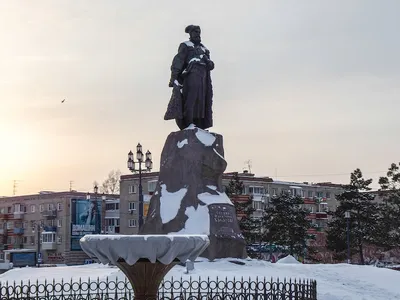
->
<box><xmin>0</xmin><ymin>257</ymin><xmax>399</xmax><ymax>300</ymax></box>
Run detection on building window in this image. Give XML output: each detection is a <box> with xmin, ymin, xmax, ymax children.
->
<box><xmin>57</xmin><ymin>203</ymin><xmax>62</xmax><ymax>211</ymax></box>
<box><xmin>307</xmin><ymin>191</ymin><xmax>313</xmax><ymax>198</ymax></box>
<box><xmin>148</xmin><ymin>180</ymin><xmax>158</xmax><ymax>193</ymax></box>
<box><xmin>31</xmin><ymin>205</ymin><xmax>35</xmax><ymax>213</ymax></box>
<box><xmin>42</xmin><ymin>232</ymin><xmax>56</xmax><ymax>243</ymax></box>
<box><xmin>57</xmin><ymin>219</ymin><xmax>62</xmax><ymax>228</ymax></box>
<box><xmin>23</xmin><ymin>237</ymin><xmax>28</xmax><ymax>244</ymax></box>
<box><xmin>272</xmin><ymin>188</ymin><xmax>277</xmax><ymax>196</ymax></box>
<box><xmin>129</xmin><ymin>202</ymin><xmax>136</xmax><ymax>210</ymax></box>
<box><xmin>316</xmin><ymin>191</ymin><xmax>324</xmax><ymax>198</ymax></box>
<box><xmin>248</xmin><ymin>186</ymin><xmax>265</xmax><ymax>195</ymax></box>
<box><xmin>57</xmin><ymin>235</ymin><xmax>62</xmax><ymax>244</ymax></box>
<box><xmin>47</xmin><ymin>203</ymin><xmax>54</xmax><ymax>211</ymax></box>
<box><xmin>39</xmin><ymin>204</ymin><xmax>44</xmax><ymax>212</ymax></box>
<box><xmin>22</xmin><ymin>221</ymin><xmax>28</xmax><ymax>229</ymax></box>
<box><xmin>129</xmin><ymin>219</ymin><xmax>137</xmax><ymax>227</ymax></box>
<box><xmin>30</xmin><ymin>236</ymin><xmax>35</xmax><ymax>245</ymax></box>
<box><xmin>252</xmin><ymin>201</ymin><xmax>263</xmax><ymax>210</ymax></box>
<box><xmin>129</xmin><ymin>185</ymin><xmax>137</xmax><ymax>194</ymax></box>
<box><xmin>326</xmin><ymin>192</ymin><xmax>331</xmax><ymax>199</ymax></box>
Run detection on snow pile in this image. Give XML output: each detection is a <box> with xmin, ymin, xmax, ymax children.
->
<box><xmin>159</xmin><ymin>184</ymin><xmax>187</xmax><ymax>223</ymax></box>
<box><xmin>1</xmin><ymin>259</ymin><xmax>400</xmax><ymax>300</ymax></box>
<box><xmin>276</xmin><ymin>255</ymin><xmax>301</xmax><ymax>264</ymax></box>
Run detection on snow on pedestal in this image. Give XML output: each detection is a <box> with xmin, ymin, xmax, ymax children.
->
<box><xmin>140</xmin><ymin>126</ymin><xmax>247</xmax><ymax>260</ymax></box>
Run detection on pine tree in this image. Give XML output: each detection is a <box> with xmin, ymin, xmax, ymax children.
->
<box><xmin>225</xmin><ymin>172</ymin><xmax>260</xmax><ymax>244</ymax></box>
<box><xmin>261</xmin><ymin>191</ymin><xmax>312</xmax><ymax>257</ymax></box>
<box><xmin>375</xmin><ymin>163</ymin><xmax>400</xmax><ymax>249</ymax></box>
<box><xmin>326</xmin><ymin>169</ymin><xmax>378</xmax><ymax>264</ymax></box>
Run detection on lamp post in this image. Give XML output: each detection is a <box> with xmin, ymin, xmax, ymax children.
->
<box><xmin>127</xmin><ymin>143</ymin><xmax>153</xmax><ymax>229</ymax></box>
<box><xmin>345</xmin><ymin>210</ymin><xmax>351</xmax><ymax>264</ymax></box>
<box><xmin>32</xmin><ymin>222</ymin><xmax>42</xmax><ymax>267</ymax></box>
<box><xmin>101</xmin><ymin>193</ymin><xmax>106</xmax><ymax>234</ymax></box>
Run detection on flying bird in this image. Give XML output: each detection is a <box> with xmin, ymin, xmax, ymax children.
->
<box><xmin>61</xmin><ymin>99</ymin><xmax>65</xmax><ymax>103</ymax></box>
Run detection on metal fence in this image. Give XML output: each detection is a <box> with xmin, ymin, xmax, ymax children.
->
<box><xmin>0</xmin><ymin>276</ymin><xmax>317</xmax><ymax>300</ymax></box>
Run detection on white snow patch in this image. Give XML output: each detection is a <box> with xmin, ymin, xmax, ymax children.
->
<box><xmin>184</xmin><ymin>40</ymin><xmax>194</xmax><ymax>47</ymax></box>
<box><xmin>206</xmin><ymin>185</ymin><xmax>217</xmax><ymax>190</ymax></box>
<box><xmin>184</xmin><ymin>124</ymin><xmax>196</xmax><ymax>130</ymax></box>
<box><xmin>160</xmin><ymin>184</ymin><xmax>187</xmax><ymax>224</ymax></box>
<box><xmin>177</xmin><ymin>139</ymin><xmax>188</xmax><ymax>148</ymax></box>
<box><xmin>198</xmin><ymin>191</ymin><xmax>233</xmax><ymax>205</ymax></box>
<box><xmin>195</xmin><ymin>129</ymin><xmax>216</xmax><ymax>146</ymax></box>
<box><xmin>188</xmin><ymin>57</ymin><xmax>201</xmax><ymax>64</ymax></box>
<box><xmin>170</xmin><ymin>205</ymin><xmax>210</xmax><ymax>235</ymax></box>
<box><xmin>174</xmin><ymin>80</ymin><xmax>182</xmax><ymax>87</ymax></box>
<box><xmin>213</xmin><ymin>148</ymin><xmax>225</xmax><ymax>161</ymax></box>
<box><xmin>276</xmin><ymin>255</ymin><xmax>301</xmax><ymax>264</ymax></box>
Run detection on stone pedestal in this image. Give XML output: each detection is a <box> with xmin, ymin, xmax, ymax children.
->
<box><xmin>117</xmin><ymin>259</ymin><xmax>177</xmax><ymax>300</ymax></box>
<box><xmin>140</xmin><ymin>125</ymin><xmax>247</xmax><ymax>259</ymax></box>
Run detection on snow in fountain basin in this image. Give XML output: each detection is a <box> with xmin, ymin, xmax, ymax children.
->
<box><xmin>1</xmin><ymin>259</ymin><xmax>400</xmax><ymax>300</ymax></box>
<box><xmin>159</xmin><ymin>184</ymin><xmax>187</xmax><ymax>223</ymax></box>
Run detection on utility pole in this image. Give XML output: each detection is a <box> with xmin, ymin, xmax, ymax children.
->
<box><xmin>13</xmin><ymin>180</ymin><xmax>18</xmax><ymax>196</ymax></box>
<box><xmin>69</xmin><ymin>181</ymin><xmax>74</xmax><ymax>192</ymax></box>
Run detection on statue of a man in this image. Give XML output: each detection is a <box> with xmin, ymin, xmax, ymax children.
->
<box><xmin>164</xmin><ymin>25</ymin><xmax>215</xmax><ymax>130</ymax></box>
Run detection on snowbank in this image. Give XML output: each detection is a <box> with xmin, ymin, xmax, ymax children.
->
<box><xmin>276</xmin><ymin>255</ymin><xmax>301</xmax><ymax>264</ymax></box>
<box><xmin>1</xmin><ymin>259</ymin><xmax>399</xmax><ymax>300</ymax></box>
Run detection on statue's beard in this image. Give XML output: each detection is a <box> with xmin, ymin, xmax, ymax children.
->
<box><xmin>190</xmin><ymin>36</ymin><xmax>201</xmax><ymax>45</ymax></box>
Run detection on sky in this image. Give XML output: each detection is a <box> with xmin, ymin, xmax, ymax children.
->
<box><xmin>0</xmin><ymin>0</ymin><xmax>399</xmax><ymax>196</ymax></box>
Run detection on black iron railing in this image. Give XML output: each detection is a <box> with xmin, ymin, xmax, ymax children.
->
<box><xmin>0</xmin><ymin>276</ymin><xmax>317</xmax><ymax>299</ymax></box>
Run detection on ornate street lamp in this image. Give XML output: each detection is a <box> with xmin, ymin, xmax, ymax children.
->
<box><xmin>127</xmin><ymin>143</ymin><xmax>153</xmax><ymax>228</ymax></box>
<box><xmin>345</xmin><ymin>211</ymin><xmax>351</xmax><ymax>264</ymax></box>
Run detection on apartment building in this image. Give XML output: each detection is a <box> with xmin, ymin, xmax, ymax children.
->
<box><xmin>119</xmin><ymin>172</ymin><xmax>159</xmax><ymax>234</ymax></box>
<box><xmin>119</xmin><ymin>171</ymin><xmax>345</xmax><ymax>235</ymax></box>
<box><xmin>0</xmin><ymin>191</ymin><xmax>119</xmax><ymax>265</ymax></box>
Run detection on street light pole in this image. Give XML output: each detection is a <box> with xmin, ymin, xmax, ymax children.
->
<box><xmin>345</xmin><ymin>211</ymin><xmax>351</xmax><ymax>264</ymax></box>
<box><xmin>33</xmin><ymin>223</ymin><xmax>41</xmax><ymax>267</ymax></box>
<box><xmin>127</xmin><ymin>143</ymin><xmax>153</xmax><ymax>229</ymax></box>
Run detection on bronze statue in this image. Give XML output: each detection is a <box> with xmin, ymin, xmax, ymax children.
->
<box><xmin>164</xmin><ymin>25</ymin><xmax>214</xmax><ymax>130</ymax></box>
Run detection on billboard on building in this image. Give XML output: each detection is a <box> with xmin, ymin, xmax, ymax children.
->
<box><xmin>70</xmin><ymin>198</ymin><xmax>102</xmax><ymax>251</ymax></box>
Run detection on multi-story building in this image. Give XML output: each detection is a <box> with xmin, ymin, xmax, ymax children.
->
<box><xmin>0</xmin><ymin>191</ymin><xmax>119</xmax><ymax>265</ymax></box>
<box><xmin>119</xmin><ymin>171</ymin><xmax>345</xmax><ymax>236</ymax></box>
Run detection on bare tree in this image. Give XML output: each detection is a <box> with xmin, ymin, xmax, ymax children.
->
<box><xmin>100</xmin><ymin>170</ymin><xmax>121</xmax><ymax>194</ymax></box>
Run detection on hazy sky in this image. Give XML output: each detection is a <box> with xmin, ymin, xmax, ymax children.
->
<box><xmin>1</xmin><ymin>1</ymin><xmax>399</xmax><ymax>196</ymax></box>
